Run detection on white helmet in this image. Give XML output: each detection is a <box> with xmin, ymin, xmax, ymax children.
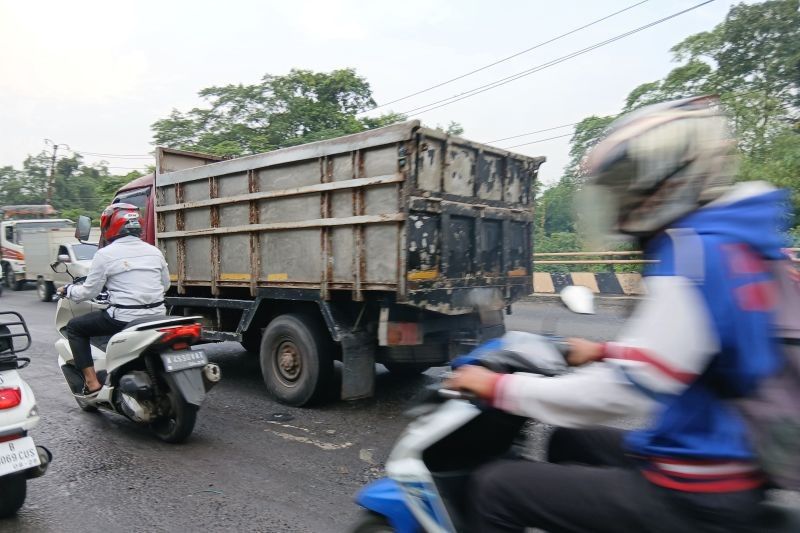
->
<box><xmin>580</xmin><ymin>95</ymin><xmax>737</xmax><ymax>240</ymax></box>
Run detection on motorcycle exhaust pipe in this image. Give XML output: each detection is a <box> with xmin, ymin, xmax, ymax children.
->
<box><xmin>26</xmin><ymin>446</ymin><xmax>52</xmax><ymax>479</ymax></box>
<box><xmin>202</xmin><ymin>363</ymin><xmax>221</xmax><ymax>391</ymax></box>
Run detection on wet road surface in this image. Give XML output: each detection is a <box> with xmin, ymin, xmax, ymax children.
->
<box><xmin>0</xmin><ymin>289</ymin><xmax>626</xmax><ymax>532</ymax></box>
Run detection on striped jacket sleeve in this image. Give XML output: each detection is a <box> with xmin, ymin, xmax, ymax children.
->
<box><xmin>492</xmin><ymin>276</ymin><xmax>720</xmax><ymax>427</ymax></box>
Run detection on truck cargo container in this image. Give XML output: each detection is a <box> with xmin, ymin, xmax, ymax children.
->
<box><xmin>111</xmin><ymin>121</ymin><xmax>544</xmax><ymax>405</ymax></box>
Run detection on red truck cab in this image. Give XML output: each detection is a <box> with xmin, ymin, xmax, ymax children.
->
<box><xmin>113</xmin><ymin>173</ymin><xmax>156</xmax><ymax>245</ymax></box>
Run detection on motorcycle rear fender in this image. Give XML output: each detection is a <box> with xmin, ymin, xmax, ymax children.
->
<box><xmin>162</xmin><ymin>368</ymin><xmax>206</xmax><ymax>407</ymax></box>
<box><xmin>0</xmin><ymin>370</ymin><xmax>39</xmax><ymax>433</ymax></box>
<box><xmin>356</xmin><ymin>478</ymin><xmax>420</xmax><ymax>533</ymax></box>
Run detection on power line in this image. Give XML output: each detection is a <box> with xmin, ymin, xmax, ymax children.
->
<box><xmin>502</xmin><ymin>132</ymin><xmax>576</xmax><ymax>149</ymax></box>
<box><xmin>486</xmin><ymin>122</ymin><xmax>580</xmax><ymax>144</ymax></box>
<box><xmin>72</xmin><ymin>150</ymin><xmax>152</xmax><ymax>159</ymax></box>
<box><xmin>397</xmin><ymin>0</ymin><xmax>716</xmax><ymax>117</ymax></box>
<box><xmin>362</xmin><ymin>0</ymin><xmax>649</xmax><ymax>114</ymax></box>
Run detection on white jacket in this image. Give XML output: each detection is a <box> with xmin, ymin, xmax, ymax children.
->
<box><xmin>67</xmin><ymin>236</ymin><xmax>170</xmax><ymax>322</ymax></box>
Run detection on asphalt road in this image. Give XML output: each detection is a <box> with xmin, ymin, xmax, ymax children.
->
<box><xmin>0</xmin><ymin>288</ymin><xmax>627</xmax><ymax>533</ymax></box>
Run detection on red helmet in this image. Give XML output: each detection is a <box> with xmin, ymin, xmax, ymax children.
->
<box><xmin>100</xmin><ymin>203</ymin><xmax>142</xmax><ymax>244</ymax></box>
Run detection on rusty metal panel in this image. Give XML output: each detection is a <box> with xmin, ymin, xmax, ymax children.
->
<box><xmin>476</xmin><ymin>152</ymin><xmax>503</xmax><ymax>201</ymax></box>
<box><xmin>416</xmin><ymin>137</ymin><xmax>443</xmax><ymax>192</ymax></box>
<box><xmin>443</xmin><ymin>145</ymin><xmax>476</xmax><ymax>197</ymax></box>
<box><xmin>185</xmin><ymin>237</ymin><xmax>212</xmax><ymax>281</ymax></box>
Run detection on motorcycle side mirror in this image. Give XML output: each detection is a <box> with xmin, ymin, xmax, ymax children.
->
<box><xmin>560</xmin><ymin>285</ymin><xmax>595</xmax><ymax>315</ymax></box>
<box><xmin>75</xmin><ymin>216</ymin><xmax>91</xmax><ymax>242</ymax></box>
<box><xmin>50</xmin><ymin>261</ymin><xmax>66</xmax><ymax>273</ymax></box>
<box><xmin>57</xmin><ymin>254</ymin><xmax>71</xmax><ymax>264</ymax></box>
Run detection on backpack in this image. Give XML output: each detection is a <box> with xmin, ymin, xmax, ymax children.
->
<box><xmin>735</xmin><ymin>257</ymin><xmax>800</xmax><ymax>490</ymax></box>
<box><xmin>668</xmin><ymin>228</ymin><xmax>800</xmax><ymax>490</ymax></box>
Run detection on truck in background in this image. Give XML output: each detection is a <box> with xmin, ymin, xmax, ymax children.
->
<box><xmin>22</xmin><ymin>228</ymin><xmax>98</xmax><ymax>301</ymax></box>
<box><xmin>0</xmin><ymin>205</ymin><xmax>74</xmax><ymax>291</ymax></box>
<box><xmin>111</xmin><ymin>122</ymin><xmax>544</xmax><ymax>405</ymax></box>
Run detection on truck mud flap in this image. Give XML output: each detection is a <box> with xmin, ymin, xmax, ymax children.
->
<box><xmin>340</xmin><ymin>332</ymin><xmax>375</xmax><ymax>401</ymax></box>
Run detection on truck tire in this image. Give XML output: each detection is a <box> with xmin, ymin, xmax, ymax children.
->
<box><xmin>260</xmin><ymin>314</ymin><xmax>334</xmax><ymax>407</ymax></box>
<box><xmin>3</xmin><ymin>265</ymin><xmax>23</xmax><ymax>291</ymax></box>
<box><xmin>37</xmin><ymin>279</ymin><xmax>55</xmax><ymax>302</ymax></box>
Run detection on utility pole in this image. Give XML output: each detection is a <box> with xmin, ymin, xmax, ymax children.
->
<box><xmin>44</xmin><ymin>139</ymin><xmax>69</xmax><ymax>206</ymax></box>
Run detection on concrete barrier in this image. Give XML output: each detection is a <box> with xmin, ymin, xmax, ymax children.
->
<box><xmin>533</xmin><ymin>272</ymin><xmax>645</xmax><ymax>296</ymax></box>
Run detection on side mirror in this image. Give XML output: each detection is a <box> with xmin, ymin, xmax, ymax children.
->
<box><xmin>560</xmin><ymin>285</ymin><xmax>595</xmax><ymax>315</ymax></box>
<box><xmin>57</xmin><ymin>254</ymin><xmax>71</xmax><ymax>263</ymax></box>
<box><xmin>50</xmin><ymin>262</ymin><xmax>67</xmax><ymax>273</ymax></box>
<box><xmin>75</xmin><ymin>216</ymin><xmax>91</xmax><ymax>241</ymax></box>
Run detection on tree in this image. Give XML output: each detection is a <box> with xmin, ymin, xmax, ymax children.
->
<box><xmin>538</xmin><ymin>0</ymin><xmax>800</xmax><ymax>252</ymax></box>
<box><xmin>151</xmin><ymin>69</ymin><xmax>405</xmax><ymax>157</ymax></box>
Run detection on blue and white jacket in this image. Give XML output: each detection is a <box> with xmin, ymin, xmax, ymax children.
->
<box><xmin>492</xmin><ymin>182</ymin><xmax>789</xmax><ymax>493</ymax></box>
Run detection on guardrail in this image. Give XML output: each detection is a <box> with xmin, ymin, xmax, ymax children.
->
<box><xmin>531</xmin><ymin>248</ymin><xmax>799</xmax><ymax>296</ymax></box>
<box><xmin>535</xmin><ymin>248</ymin><xmax>800</xmax><ymax>263</ymax></box>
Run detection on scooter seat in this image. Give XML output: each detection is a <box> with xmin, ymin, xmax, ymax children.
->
<box><xmin>90</xmin><ymin>336</ymin><xmax>112</xmax><ymax>351</ymax></box>
<box><xmin>122</xmin><ymin>315</ymin><xmax>197</xmax><ymax>331</ymax></box>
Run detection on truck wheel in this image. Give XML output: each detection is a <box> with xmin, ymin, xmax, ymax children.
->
<box><xmin>37</xmin><ymin>279</ymin><xmax>55</xmax><ymax>302</ymax></box>
<box><xmin>0</xmin><ymin>473</ymin><xmax>27</xmax><ymax>517</ymax></box>
<box><xmin>260</xmin><ymin>314</ymin><xmax>334</xmax><ymax>407</ymax></box>
<box><xmin>3</xmin><ymin>265</ymin><xmax>23</xmax><ymax>291</ymax></box>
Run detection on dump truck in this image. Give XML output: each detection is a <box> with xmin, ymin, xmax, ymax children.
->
<box><xmin>110</xmin><ymin>121</ymin><xmax>544</xmax><ymax>405</ymax></box>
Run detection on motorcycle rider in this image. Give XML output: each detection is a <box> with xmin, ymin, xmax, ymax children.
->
<box><xmin>57</xmin><ymin>203</ymin><xmax>170</xmax><ymax>396</ymax></box>
<box><xmin>448</xmin><ymin>96</ymin><xmax>791</xmax><ymax>532</ymax></box>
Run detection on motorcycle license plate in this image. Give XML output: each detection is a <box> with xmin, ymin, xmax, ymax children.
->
<box><xmin>0</xmin><ymin>436</ymin><xmax>41</xmax><ymax>476</ymax></box>
<box><xmin>161</xmin><ymin>350</ymin><xmax>208</xmax><ymax>373</ymax></box>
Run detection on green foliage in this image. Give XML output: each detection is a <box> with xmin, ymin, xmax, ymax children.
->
<box><xmin>535</xmin><ymin>0</ymin><xmax>800</xmax><ymax>266</ymax></box>
<box><xmin>564</xmin><ymin>115</ymin><xmax>616</xmax><ymax>182</ymax></box>
<box><xmin>0</xmin><ymin>152</ymin><xmax>144</xmax><ymax>222</ymax></box>
<box><xmin>151</xmin><ymin>68</ymin><xmax>406</xmax><ymax>156</ymax></box>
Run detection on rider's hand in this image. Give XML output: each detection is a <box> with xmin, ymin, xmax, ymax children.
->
<box><xmin>56</xmin><ymin>286</ymin><xmax>67</xmax><ymax>297</ymax></box>
<box><xmin>444</xmin><ymin>365</ymin><xmax>501</xmax><ymax>400</ymax></box>
<box><xmin>566</xmin><ymin>338</ymin><xmax>604</xmax><ymax>366</ymax></box>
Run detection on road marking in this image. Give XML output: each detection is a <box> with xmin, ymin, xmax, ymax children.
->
<box><xmin>265</xmin><ymin>429</ymin><xmax>352</xmax><ymax>450</ymax></box>
<box><xmin>265</xmin><ymin>421</ymin><xmax>310</xmax><ymax>433</ymax></box>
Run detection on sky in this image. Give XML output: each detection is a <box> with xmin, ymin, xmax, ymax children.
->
<box><xmin>0</xmin><ymin>0</ymin><xmax>741</xmax><ymax>185</ymax></box>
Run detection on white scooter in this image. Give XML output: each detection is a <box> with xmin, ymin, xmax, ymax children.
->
<box><xmin>52</xmin><ymin>238</ymin><xmax>221</xmax><ymax>443</ymax></box>
<box><xmin>0</xmin><ymin>311</ymin><xmax>51</xmax><ymax>517</ymax></box>
<box><xmin>351</xmin><ymin>287</ymin><xmax>800</xmax><ymax>532</ymax></box>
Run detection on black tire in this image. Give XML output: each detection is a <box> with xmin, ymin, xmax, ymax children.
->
<box><xmin>260</xmin><ymin>313</ymin><xmax>334</xmax><ymax>407</ymax></box>
<box><xmin>239</xmin><ymin>328</ymin><xmax>262</xmax><ymax>353</ymax></box>
<box><xmin>0</xmin><ymin>473</ymin><xmax>27</xmax><ymax>518</ymax></box>
<box><xmin>37</xmin><ymin>279</ymin><xmax>55</xmax><ymax>302</ymax></box>
<box><xmin>150</xmin><ymin>382</ymin><xmax>198</xmax><ymax>443</ymax></box>
<box><xmin>3</xmin><ymin>265</ymin><xmax>23</xmax><ymax>291</ymax></box>
<box><xmin>350</xmin><ymin>511</ymin><xmax>394</xmax><ymax>533</ymax></box>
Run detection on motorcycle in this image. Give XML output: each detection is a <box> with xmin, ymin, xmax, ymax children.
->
<box><xmin>52</xmin><ymin>260</ymin><xmax>221</xmax><ymax>443</ymax></box>
<box><xmin>0</xmin><ymin>311</ymin><xmax>51</xmax><ymax>517</ymax></box>
<box><xmin>351</xmin><ymin>287</ymin><xmax>800</xmax><ymax>533</ymax></box>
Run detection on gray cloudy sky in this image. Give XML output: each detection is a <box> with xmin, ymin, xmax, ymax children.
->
<box><xmin>0</xmin><ymin>0</ymin><xmax>737</xmax><ymax>184</ymax></box>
